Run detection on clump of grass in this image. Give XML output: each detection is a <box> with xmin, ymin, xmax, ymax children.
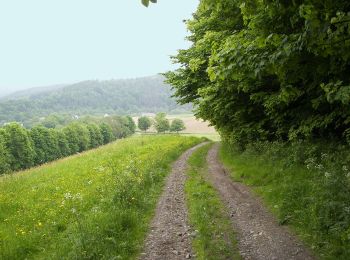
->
<box><xmin>0</xmin><ymin>135</ymin><xmax>201</xmax><ymax>259</ymax></box>
<box><xmin>220</xmin><ymin>141</ymin><xmax>350</xmax><ymax>259</ymax></box>
<box><xmin>185</xmin><ymin>143</ymin><xmax>240</xmax><ymax>260</ymax></box>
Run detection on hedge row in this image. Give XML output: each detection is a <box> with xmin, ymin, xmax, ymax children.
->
<box><xmin>0</xmin><ymin>116</ymin><xmax>136</xmax><ymax>175</ymax></box>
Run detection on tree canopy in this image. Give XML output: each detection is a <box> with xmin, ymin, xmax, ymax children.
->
<box><xmin>154</xmin><ymin>113</ymin><xmax>170</xmax><ymax>133</ymax></box>
<box><xmin>138</xmin><ymin>116</ymin><xmax>152</xmax><ymax>132</ymax></box>
<box><xmin>165</xmin><ymin>0</ymin><xmax>350</xmax><ymax>147</ymax></box>
<box><xmin>170</xmin><ymin>119</ymin><xmax>186</xmax><ymax>133</ymax></box>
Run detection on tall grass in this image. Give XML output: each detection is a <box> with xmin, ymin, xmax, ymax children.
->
<box><xmin>220</xmin><ymin>141</ymin><xmax>350</xmax><ymax>259</ymax></box>
<box><xmin>0</xmin><ymin>135</ymin><xmax>201</xmax><ymax>259</ymax></box>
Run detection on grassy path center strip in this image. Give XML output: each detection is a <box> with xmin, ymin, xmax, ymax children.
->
<box><xmin>185</xmin><ymin>143</ymin><xmax>240</xmax><ymax>260</ymax></box>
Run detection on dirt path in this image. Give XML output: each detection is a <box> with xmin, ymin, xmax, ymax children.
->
<box><xmin>206</xmin><ymin>144</ymin><xmax>314</xmax><ymax>260</ymax></box>
<box><xmin>140</xmin><ymin>142</ymin><xmax>208</xmax><ymax>260</ymax></box>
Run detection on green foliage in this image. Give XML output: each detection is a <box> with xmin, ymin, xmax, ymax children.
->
<box><xmin>165</xmin><ymin>0</ymin><xmax>350</xmax><ymax>146</ymax></box>
<box><xmin>154</xmin><ymin>112</ymin><xmax>170</xmax><ymax>133</ymax></box>
<box><xmin>68</xmin><ymin>123</ymin><xmax>90</xmax><ymax>152</ymax></box>
<box><xmin>3</xmin><ymin>123</ymin><xmax>35</xmax><ymax>171</ymax></box>
<box><xmin>0</xmin><ymin>135</ymin><xmax>201</xmax><ymax>259</ymax></box>
<box><xmin>39</xmin><ymin>114</ymin><xmax>73</xmax><ymax>129</ymax></box>
<box><xmin>141</xmin><ymin>0</ymin><xmax>157</xmax><ymax>7</ymax></box>
<box><xmin>100</xmin><ymin>123</ymin><xmax>115</xmax><ymax>144</ymax></box>
<box><xmin>102</xmin><ymin>116</ymin><xmax>132</xmax><ymax>139</ymax></box>
<box><xmin>0</xmin><ymin>129</ymin><xmax>11</xmax><ymax>174</ymax></box>
<box><xmin>30</xmin><ymin>126</ymin><xmax>60</xmax><ymax>164</ymax></box>
<box><xmin>138</xmin><ymin>116</ymin><xmax>152</xmax><ymax>132</ymax></box>
<box><xmin>185</xmin><ymin>144</ymin><xmax>240</xmax><ymax>260</ymax></box>
<box><xmin>125</xmin><ymin>116</ymin><xmax>136</xmax><ymax>134</ymax></box>
<box><xmin>170</xmin><ymin>118</ymin><xmax>186</xmax><ymax>133</ymax></box>
<box><xmin>56</xmin><ymin>130</ymin><xmax>71</xmax><ymax>157</ymax></box>
<box><xmin>0</xmin><ymin>114</ymin><xmax>137</xmax><ymax>175</ymax></box>
<box><xmin>220</xmin><ymin>141</ymin><xmax>350</xmax><ymax>258</ymax></box>
<box><xmin>86</xmin><ymin>123</ymin><xmax>104</xmax><ymax>148</ymax></box>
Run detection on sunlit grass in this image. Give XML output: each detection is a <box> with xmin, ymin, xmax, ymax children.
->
<box><xmin>219</xmin><ymin>142</ymin><xmax>350</xmax><ymax>259</ymax></box>
<box><xmin>0</xmin><ymin>135</ymin><xmax>201</xmax><ymax>259</ymax></box>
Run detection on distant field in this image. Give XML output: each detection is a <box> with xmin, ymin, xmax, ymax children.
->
<box><xmin>134</xmin><ymin>114</ymin><xmax>220</xmax><ymax>141</ymax></box>
<box><xmin>0</xmin><ymin>135</ymin><xmax>201</xmax><ymax>259</ymax></box>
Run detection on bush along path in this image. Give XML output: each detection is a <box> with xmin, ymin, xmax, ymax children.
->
<box><xmin>207</xmin><ymin>144</ymin><xmax>314</xmax><ymax>260</ymax></box>
<box><xmin>140</xmin><ymin>142</ymin><xmax>208</xmax><ymax>260</ymax></box>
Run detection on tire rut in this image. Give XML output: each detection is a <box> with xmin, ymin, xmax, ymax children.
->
<box><xmin>140</xmin><ymin>142</ymin><xmax>208</xmax><ymax>260</ymax></box>
<box><xmin>206</xmin><ymin>143</ymin><xmax>315</xmax><ymax>260</ymax></box>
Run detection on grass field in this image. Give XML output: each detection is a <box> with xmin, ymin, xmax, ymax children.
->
<box><xmin>185</xmin><ymin>143</ymin><xmax>240</xmax><ymax>260</ymax></box>
<box><xmin>0</xmin><ymin>135</ymin><xmax>202</xmax><ymax>259</ymax></box>
<box><xmin>219</xmin><ymin>143</ymin><xmax>350</xmax><ymax>259</ymax></box>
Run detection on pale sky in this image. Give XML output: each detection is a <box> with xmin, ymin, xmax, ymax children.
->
<box><xmin>0</xmin><ymin>0</ymin><xmax>198</xmax><ymax>96</ymax></box>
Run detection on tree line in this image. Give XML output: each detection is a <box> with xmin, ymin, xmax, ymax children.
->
<box><xmin>137</xmin><ymin>113</ymin><xmax>186</xmax><ymax>133</ymax></box>
<box><xmin>165</xmin><ymin>0</ymin><xmax>350</xmax><ymax>148</ymax></box>
<box><xmin>0</xmin><ymin>115</ymin><xmax>136</xmax><ymax>175</ymax></box>
<box><xmin>0</xmin><ymin>76</ymin><xmax>191</xmax><ymax>128</ymax></box>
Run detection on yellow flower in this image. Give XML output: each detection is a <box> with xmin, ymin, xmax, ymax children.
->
<box><xmin>38</xmin><ymin>222</ymin><xmax>42</xmax><ymax>226</ymax></box>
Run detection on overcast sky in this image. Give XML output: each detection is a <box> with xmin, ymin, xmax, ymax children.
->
<box><xmin>0</xmin><ymin>0</ymin><xmax>198</xmax><ymax>96</ymax></box>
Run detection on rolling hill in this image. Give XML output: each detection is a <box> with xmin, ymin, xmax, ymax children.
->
<box><xmin>0</xmin><ymin>75</ymin><xmax>191</xmax><ymax>126</ymax></box>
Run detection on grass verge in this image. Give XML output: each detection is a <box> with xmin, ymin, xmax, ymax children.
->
<box><xmin>219</xmin><ymin>142</ymin><xmax>350</xmax><ymax>259</ymax></box>
<box><xmin>0</xmin><ymin>135</ymin><xmax>202</xmax><ymax>259</ymax></box>
<box><xmin>185</xmin><ymin>143</ymin><xmax>240</xmax><ymax>260</ymax></box>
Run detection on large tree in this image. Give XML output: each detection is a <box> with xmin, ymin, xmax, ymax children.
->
<box><xmin>166</xmin><ymin>0</ymin><xmax>350</xmax><ymax>147</ymax></box>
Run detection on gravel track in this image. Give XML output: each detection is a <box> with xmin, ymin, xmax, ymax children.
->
<box><xmin>206</xmin><ymin>143</ymin><xmax>315</xmax><ymax>260</ymax></box>
<box><xmin>140</xmin><ymin>142</ymin><xmax>208</xmax><ymax>260</ymax></box>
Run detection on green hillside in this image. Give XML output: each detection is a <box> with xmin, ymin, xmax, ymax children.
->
<box><xmin>0</xmin><ymin>76</ymin><xmax>191</xmax><ymax>126</ymax></box>
<box><xmin>0</xmin><ymin>135</ymin><xmax>201</xmax><ymax>259</ymax></box>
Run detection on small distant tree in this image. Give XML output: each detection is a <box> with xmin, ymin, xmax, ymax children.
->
<box><xmin>138</xmin><ymin>116</ymin><xmax>152</xmax><ymax>132</ymax></box>
<box><xmin>154</xmin><ymin>113</ymin><xmax>170</xmax><ymax>133</ymax></box>
<box><xmin>170</xmin><ymin>119</ymin><xmax>186</xmax><ymax>133</ymax></box>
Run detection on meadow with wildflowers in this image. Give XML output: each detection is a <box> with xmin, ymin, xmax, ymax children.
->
<box><xmin>0</xmin><ymin>135</ymin><xmax>202</xmax><ymax>259</ymax></box>
<box><xmin>220</xmin><ymin>141</ymin><xmax>350</xmax><ymax>259</ymax></box>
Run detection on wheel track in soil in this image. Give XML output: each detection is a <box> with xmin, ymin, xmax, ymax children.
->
<box><xmin>140</xmin><ymin>142</ymin><xmax>315</xmax><ymax>260</ymax></box>
<box><xmin>140</xmin><ymin>142</ymin><xmax>209</xmax><ymax>260</ymax></box>
<box><xmin>206</xmin><ymin>143</ymin><xmax>315</xmax><ymax>260</ymax></box>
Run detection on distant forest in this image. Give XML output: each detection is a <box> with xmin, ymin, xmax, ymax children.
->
<box><xmin>0</xmin><ymin>76</ymin><xmax>191</xmax><ymax>127</ymax></box>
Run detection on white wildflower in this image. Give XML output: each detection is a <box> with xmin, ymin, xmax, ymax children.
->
<box><xmin>315</xmin><ymin>164</ymin><xmax>324</xmax><ymax>170</ymax></box>
<box><xmin>64</xmin><ymin>192</ymin><xmax>72</xmax><ymax>200</ymax></box>
<box><xmin>321</xmin><ymin>153</ymin><xmax>328</xmax><ymax>159</ymax></box>
<box><xmin>324</xmin><ymin>172</ymin><xmax>332</xmax><ymax>178</ymax></box>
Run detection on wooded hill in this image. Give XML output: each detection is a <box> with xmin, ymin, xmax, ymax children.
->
<box><xmin>0</xmin><ymin>76</ymin><xmax>191</xmax><ymax>126</ymax></box>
